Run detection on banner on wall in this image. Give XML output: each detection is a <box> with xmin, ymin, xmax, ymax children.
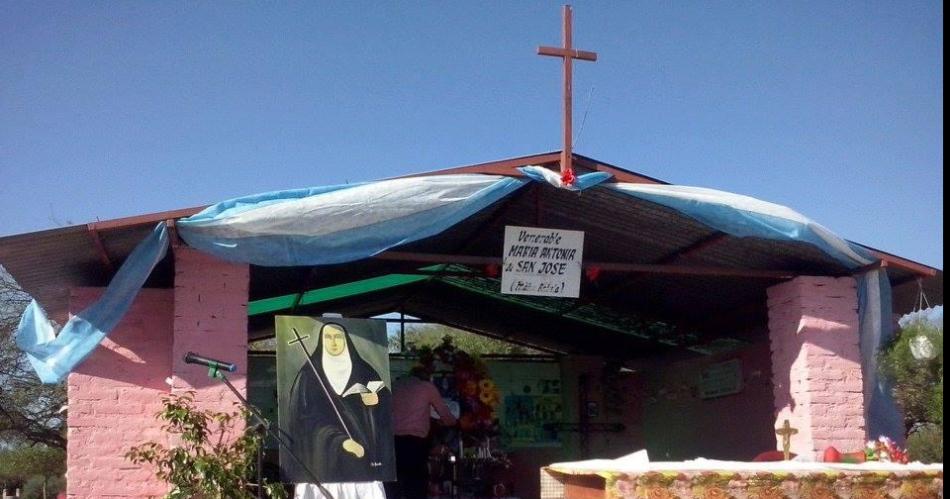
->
<box><xmin>698</xmin><ymin>359</ymin><xmax>743</xmax><ymax>399</ymax></box>
<box><xmin>489</xmin><ymin>361</ymin><xmax>564</xmax><ymax>447</ymax></box>
<box><xmin>276</xmin><ymin>316</ymin><xmax>395</xmax><ymax>483</ymax></box>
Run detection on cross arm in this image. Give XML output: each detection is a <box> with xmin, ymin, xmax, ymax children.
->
<box><xmin>537</xmin><ymin>46</ymin><xmax>598</xmax><ymax>61</ymax></box>
<box><xmin>288</xmin><ymin>327</ymin><xmax>310</xmax><ymax>346</ymax></box>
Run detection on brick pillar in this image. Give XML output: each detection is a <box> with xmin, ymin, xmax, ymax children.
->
<box><xmin>171</xmin><ymin>247</ymin><xmax>249</xmax><ymax>420</ymax></box>
<box><xmin>67</xmin><ymin>288</ymin><xmax>173</xmax><ymax>499</ymax></box>
<box><xmin>767</xmin><ymin>276</ymin><xmax>866</xmax><ymax>460</ymax></box>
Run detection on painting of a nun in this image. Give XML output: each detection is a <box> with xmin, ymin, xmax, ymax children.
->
<box><xmin>277</xmin><ymin>316</ymin><xmax>395</xmax><ymax>484</ymax></box>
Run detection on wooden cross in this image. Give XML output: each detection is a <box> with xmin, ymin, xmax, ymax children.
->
<box><xmin>775</xmin><ymin>419</ymin><xmax>798</xmax><ymax>461</ymax></box>
<box><xmin>538</xmin><ymin>5</ymin><xmax>597</xmax><ymax>185</ymax></box>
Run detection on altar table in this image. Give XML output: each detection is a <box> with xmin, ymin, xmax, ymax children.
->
<box><xmin>540</xmin><ymin>458</ymin><xmax>943</xmax><ymax>498</ymax></box>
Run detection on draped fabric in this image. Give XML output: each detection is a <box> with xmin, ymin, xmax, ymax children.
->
<box><xmin>15</xmin><ymin>223</ymin><xmax>169</xmax><ymax>383</ymax></box>
<box><xmin>13</xmin><ymin>170</ymin><xmax>903</xmax><ymax>442</ymax></box>
<box><xmin>15</xmin><ymin>174</ymin><xmax>527</xmax><ymax>383</ymax></box>
<box><xmin>518</xmin><ymin>165</ymin><xmax>613</xmax><ymax>191</ymax></box>
<box><xmin>609</xmin><ymin>182</ymin><xmax>901</xmax><ymax>441</ymax></box>
<box><xmin>176</xmin><ymin>174</ymin><xmax>527</xmax><ymax>266</ymax></box>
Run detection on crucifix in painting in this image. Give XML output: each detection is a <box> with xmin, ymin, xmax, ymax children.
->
<box><xmin>538</xmin><ymin>4</ymin><xmax>597</xmax><ymax>186</ymax></box>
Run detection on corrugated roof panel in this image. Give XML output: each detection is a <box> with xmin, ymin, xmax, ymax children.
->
<box><xmin>0</xmin><ymin>156</ymin><xmax>939</xmax><ymax>338</ymax></box>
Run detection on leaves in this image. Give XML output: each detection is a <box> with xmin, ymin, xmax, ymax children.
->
<box><xmin>0</xmin><ymin>446</ymin><xmax>65</xmax><ymax>492</ymax></box>
<box><xmin>126</xmin><ymin>392</ymin><xmax>286</xmax><ymax>499</ymax></box>
<box><xmin>393</xmin><ymin>323</ymin><xmax>544</xmax><ymax>356</ymax></box>
<box><xmin>878</xmin><ymin>319</ymin><xmax>943</xmax><ymax>462</ymax></box>
<box><xmin>879</xmin><ymin>321</ymin><xmax>943</xmax><ymax>429</ymax></box>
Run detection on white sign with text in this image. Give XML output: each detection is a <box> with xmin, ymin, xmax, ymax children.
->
<box><xmin>501</xmin><ymin>226</ymin><xmax>584</xmax><ymax>298</ymax></box>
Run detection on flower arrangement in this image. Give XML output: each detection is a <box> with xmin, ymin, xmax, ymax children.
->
<box><xmin>865</xmin><ymin>436</ymin><xmax>909</xmax><ymax>464</ymax></box>
<box><xmin>822</xmin><ymin>436</ymin><xmax>909</xmax><ymax>464</ymax></box>
<box><xmin>415</xmin><ymin>336</ymin><xmax>502</xmax><ymax>437</ymax></box>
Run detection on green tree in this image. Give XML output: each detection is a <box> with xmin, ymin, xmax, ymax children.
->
<box><xmin>0</xmin><ymin>446</ymin><xmax>65</xmax><ymax>499</ymax></box>
<box><xmin>394</xmin><ymin>323</ymin><xmax>544</xmax><ymax>356</ymax></box>
<box><xmin>0</xmin><ymin>270</ymin><xmax>66</xmax><ymax>449</ymax></box>
<box><xmin>21</xmin><ymin>474</ymin><xmax>66</xmax><ymax>499</ymax></box>
<box><xmin>879</xmin><ymin>318</ymin><xmax>943</xmax><ymax>462</ymax></box>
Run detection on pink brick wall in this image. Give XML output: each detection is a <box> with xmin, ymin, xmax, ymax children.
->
<box><xmin>171</xmin><ymin>247</ymin><xmax>249</xmax><ymax>423</ymax></box>
<box><xmin>768</xmin><ymin>276</ymin><xmax>866</xmax><ymax>460</ymax></box>
<box><xmin>67</xmin><ymin>287</ymin><xmax>173</xmax><ymax>499</ymax></box>
<box><xmin>66</xmin><ymin>248</ymin><xmax>250</xmax><ymax>498</ymax></box>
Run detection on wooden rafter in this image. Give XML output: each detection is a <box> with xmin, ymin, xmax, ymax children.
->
<box><xmin>555</xmin><ymin>232</ymin><xmax>731</xmax><ymax>318</ymax></box>
<box><xmin>866</xmin><ymin>250</ymin><xmax>936</xmax><ymax>277</ymax></box>
<box><xmin>85</xmin><ymin>224</ymin><xmax>114</xmax><ymax>274</ymax></box>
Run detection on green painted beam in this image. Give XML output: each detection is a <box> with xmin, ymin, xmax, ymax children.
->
<box><xmin>248</xmin><ymin>273</ymin><xmax>429</xmax><ymax>316</ymax></box>
<box><xmin>248</xmin><ymin>293</ymin><xmax>300</xmax><ymax>316</ymax></box>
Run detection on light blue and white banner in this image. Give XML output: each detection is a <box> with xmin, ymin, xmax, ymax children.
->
<box><xmin>16</xmin><ymin>223</ymin><xmax>170</xmax><ymax>383</ymax></box>
<box><xmin>14</xmin><ymin>171</ymin><xmax>906</xmax><ymax>444</ymax></box>
<box><xmin>177</xmin><ymin>174</ymin><xmax>527</xmax><ymax>266</ymax></box>
<box><xmin>16</xmin><ymin>174</ymin><xmax>528</xmax><ymax>382</ymax></box>
<box><xmin>609</xmin><ymin>182</ymin><xmax>902</xmax><ymax>441</ymax></box>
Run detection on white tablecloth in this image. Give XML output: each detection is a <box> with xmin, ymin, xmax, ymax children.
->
<box><xmin>294</xmin><ymin>481</ymin><xmax>386</xmax><ymax>499</ymax></box>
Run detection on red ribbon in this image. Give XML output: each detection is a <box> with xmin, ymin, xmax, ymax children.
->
<box><xmin>560</xmin><ymin>168</ymin><xmax>576</xmax><ymax>186</ymax></box>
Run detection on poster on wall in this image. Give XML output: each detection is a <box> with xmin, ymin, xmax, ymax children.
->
<box><xmin>488</xmin><ymin>361</ymin><xmax>563</xmax><ymax>447</ymax></box>
<box><xmin>276</xmin><ymin>315</ymin><xmax>395</xmax><ymax>483</ymax></box>
<box><xmin>698</xmin><ymin>358</ymin><xmax>743</xmax><ymax>399</ymax></box>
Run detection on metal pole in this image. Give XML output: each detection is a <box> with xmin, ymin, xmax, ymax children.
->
<box><xmin>210</xmin><ymin>368</ymin><xmax>334</xmax><ymax>499</ymax></box>
<box><xmin>400</xmin><ymin>311</ymin><xmax>406</xmax><ymax>352</ymax></box>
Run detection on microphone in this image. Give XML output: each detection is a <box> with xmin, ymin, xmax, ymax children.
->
<box><xmin>184</xmin><ymin>352</ymin><xmax>237</xmax><ymax>373</ymax></box>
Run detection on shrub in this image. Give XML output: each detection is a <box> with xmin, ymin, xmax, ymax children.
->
<box><xmin>879</xmin><ymin>317</ymin><xmax>943</xmax><ymax>463</ymax></box>
<box><xmin>905</xmin><ymin>423</ymin><xmax>943</xmax><ymax>464</ymax></box>
<box><xmin>879</xmin><ymin>320</ymin><xmax>943</xmax><ymax>430</ymax></box>
<box><xmin>126</xmin><ymin>391</ymin><xmax>286</xmax><ymax>499</ymax></box>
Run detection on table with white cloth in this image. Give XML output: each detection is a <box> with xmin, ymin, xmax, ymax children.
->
<box><xmin>540</xmin><ymin>456</ymin><xmax>943</xmax><ymax>498</ymax></box>
<box><xmin>294</xmin><ymin>481</ymin><xmax>386</xmax><ymax>499</ymax></box>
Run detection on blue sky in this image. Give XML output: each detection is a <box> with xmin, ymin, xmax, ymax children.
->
<box><xmin>0</xmin><ymin>2</ymin><xmax>943</xmax><ymax>267</ymax></box>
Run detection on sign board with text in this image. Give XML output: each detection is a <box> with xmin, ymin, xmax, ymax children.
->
<box><xmin>501</xmin><ymin>226</ymin><xmax>584</xmax><ymax>298</ymax></box>
<box><xmin>698</xmin><ymin>358</ymin><xmax>743</xmax><ymax>399</ymax></box>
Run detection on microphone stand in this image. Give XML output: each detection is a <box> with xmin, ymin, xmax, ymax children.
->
<box><xmin>203</xmin><ymin>364</ymin><xmax>335</xmax><ymax>499</ymax></box>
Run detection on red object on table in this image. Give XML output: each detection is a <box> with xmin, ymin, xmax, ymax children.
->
<box><xmin>823</xmin><ymin>446</ymin><xmax>843</xmax><ymax>463</ymax></box>
<box><xmin>752</xmin><ymin>450</ymin><xmax>797</xmax><ymax>462</ymax></box>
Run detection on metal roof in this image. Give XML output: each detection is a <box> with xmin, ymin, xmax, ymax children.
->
<box><xmin>0</xmin><ymin>152</ymin><xmax>941</xmax><ymax>355</ymax></box>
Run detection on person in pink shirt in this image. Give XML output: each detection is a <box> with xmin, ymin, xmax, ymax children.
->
<box><xmin>384</xmin><ymin>364</ymin><xmax>457</xmax><ymax>499</ymax></box>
